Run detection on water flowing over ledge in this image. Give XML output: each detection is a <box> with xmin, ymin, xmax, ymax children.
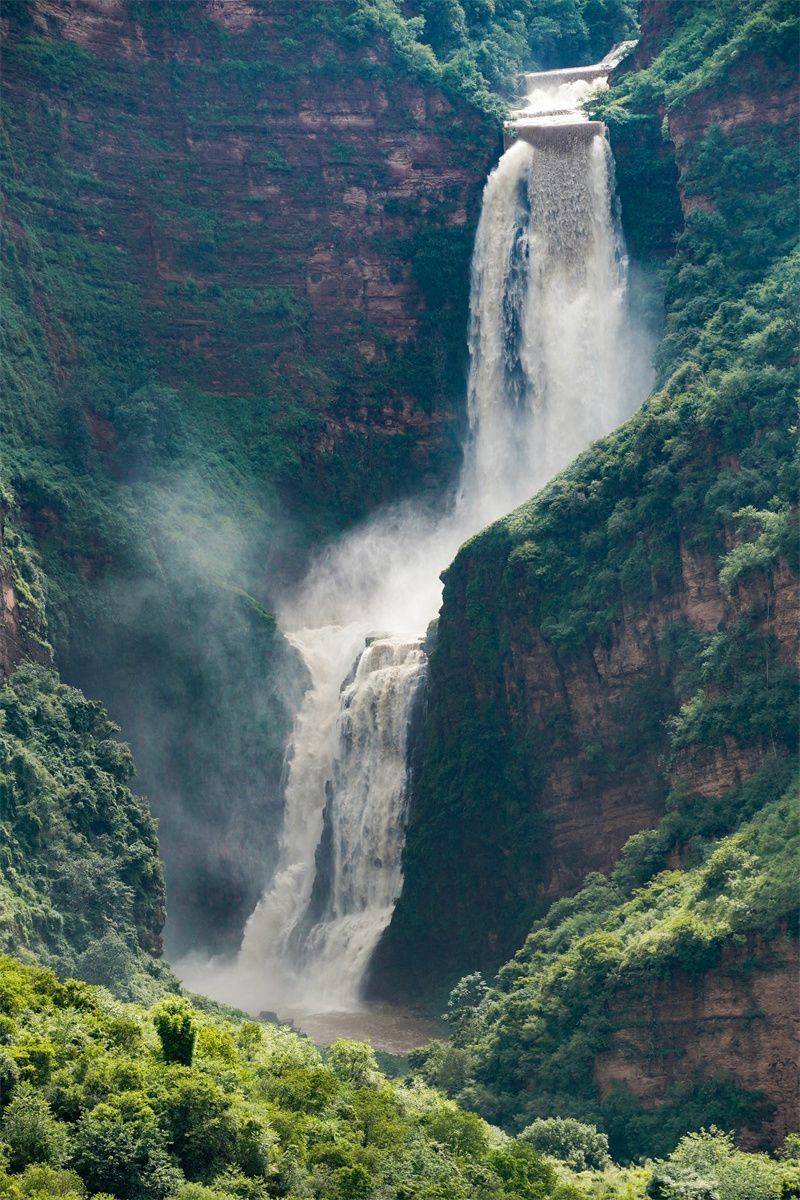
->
<box><xmin>177</xmin><ymin>42</ymin><xmax>654</xmax><ymax>1029</ymax></box>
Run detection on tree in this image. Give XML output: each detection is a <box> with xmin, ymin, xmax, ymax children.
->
<box><xmin>72</xmin><ymin>1095</ymin><xmax>183</xmax><ymax>1200</ymax></box>
<box><xmin>490</xmin><ymin>1141</ymin><xmax>560</xmax><ymax>1200</ymax></box>
<box><xmin>422</xmin><ymin>1100</ymin><xmax>489</xmax><ymax>1158</ymax></box>
<box><xmin>1</xmin><ymin>1085</ymin><xmax>68</xmax><ymax>1170</ymax></box>
<box><xmin>1</xmin><ymin>1164</ymin><xmax>87</xmax><ymax>1197</ymax></box>
<box><xmin>153</xmin><ymin>998</ymin><xmax>197</xmax><ymax>1066</ymax></box>
<box><xmin>519</xmin><ymin>1117</ymin><xmax>611</xmax><ymax>1171</ymax></box>
<box><xmin>157</xmin><ymin>1071</ymin><xmax>237</xmax><ymax>1180</ymax></box>
<box><xmin>326</xmin><ymin>1041</ymin><xmax>378</xmax><ymax>1088</ymax></box>
<box><xmin>331</xmin><ymin>1164</ymin><xmax>372</xmax><ymax>1200</ymax></box>
<box><xmin>418</xmin><ymin>0</ymin><xmax>469</xmax><ymax>56</ymax></box>
<box><xmin>443</xmin><ymin>972</ymin><xmax>489</xmax><ymax>1045</ymax></box>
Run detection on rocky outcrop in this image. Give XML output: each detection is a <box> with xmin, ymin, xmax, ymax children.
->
<box><xmin>0</xmin><ymin>560</ymin><xmax>24</xmax><ymax>680</ymax></box>
<box><xmin>2</xmin><ymin>0</ymin><xmax>499</xmax><ymax>512</ymax></box>
<box><xmin>595</xmin><ymin>936</ymin><xmax>800</xmax><ymax>1148</ymax></box>
<box><xmin>0</xmin><ymin>518</ymin><xmax>50</xmax><ymax>683</ymax></box>
<box><xmin>372</xmin><ymin>530</ymin><xmax>798</xmax><ymax>998</ymax></box>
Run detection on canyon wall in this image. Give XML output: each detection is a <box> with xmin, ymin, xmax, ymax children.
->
<box><xmin>373</xmin><ymin>0</ymin><xmax>798</xmax><ymax>1146</ymax></box>
<box><xmin>1</xmin><ymin>0</ymin><xmax>499</xmax><ymax>953</ymax></box>
<box><xmin>3</xmin><ymin>0</ymin><xmax>499</xmax><ymax>524</ymax></box>
<box><xmin>595</xmin><ymin>934</ymin><xmax>799</xmax><ymax>1150</ymax></box>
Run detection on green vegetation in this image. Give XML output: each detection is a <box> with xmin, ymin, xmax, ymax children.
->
<box><xmin>596</xmin><ymin>0</ymin><xmax>796</xmax><ymax>117</ymax></box>
<box><xmin>0</xmin><ymin>955</ymin><xmax>588</xmax><ymax>1200</ymax></box>
<box><xmin>0</xmin><ymin>956</ymin><xmax>797</xmax><ymax>1198</ymax></box>
<box><xmin>518</xmin><ymin>1120</ymin><xmax>610</xmax><ymax>1172</ymax></box>
<box><xmin>341</xmin><ymin>0</ymin><xmax>638</xmax><ymax>112</ymax></box>
<box><xmin>0</xmin><ymin>664</ymin><xmax>174</xmax><ymax>1004</ymax></box>
<box><xmin>413</xmin><ymin>761</ymin><xmax>797</xmax><ymax>1155</ymax></box>
<box><xmin>595</xmin><ymin>0</ymin><xmax>795</xmax><ymax>262</ymax></box>
<box><xmin>2</xmin><ymin>0</ymin><xmax>798</xmax><ymax>1184</ymax></box>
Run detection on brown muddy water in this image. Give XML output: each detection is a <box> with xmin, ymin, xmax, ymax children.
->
<box><xmin>272</xmin><ymin>1003</ymin><xmax>441</xmax><ymax>1055</ymax></box>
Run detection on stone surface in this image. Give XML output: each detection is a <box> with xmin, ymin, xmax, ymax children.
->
<box><xmin>595</xmin><ymin>936</ymin><xmax>800</xmax><ymax>1148</ymax></box>
<box><xmin>2</xmin><ymin>0</ymin><xmax>499</xmax><ymax>512</ymax></box>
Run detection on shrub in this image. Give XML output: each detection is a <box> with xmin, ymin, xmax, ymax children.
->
<box><xmin>1</xmin><ymin>1085</ymin><xmax>68</xmax><ymax>1170</ymax></box>
<box><xmin>112</xmin><ymin>383</ymin><xmax>183</xmax><ymax>473</ymax></box>
<box><xmin>154</xmin><ymin>999</ymin><xmax>197</xmax><ymax>1067</ymax></box>
<box><xmin>519</xmin><ymin>1117</ymin><xmax>611</xmax><ymax>1171</ymax></box>
<box><xmin>489</xmin><ymin>1141</ymin><xmax>559</xmax><ymax>1199</ymax></box>
<box><xmin>330</xmin><ymin>1163</ymin><xmax>372</xmax><ymax>1200</ymax></box>
<box><xmin>4</xmin><ymin>1164</ymin><xmax>87</xmax><ymax>1197</ymax></box>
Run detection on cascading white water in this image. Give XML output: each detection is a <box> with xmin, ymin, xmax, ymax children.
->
<box><xmin>179</xmin><ymin>45</ymin><xmax>654</xmax><ymax>1019</ymax></box>
<box><xmin>289</xmin><ymin>638</ymin><xmax>427</xmax><ymax>1006</ymax></box>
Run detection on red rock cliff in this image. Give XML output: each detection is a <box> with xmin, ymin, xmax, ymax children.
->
<box><xmin>373</xmin><ymin>1</ymin><xmax>798</xmax><ymax>1144</ymax></box>
<box><xmin>2</xmin><ymin>0</ymin><xmax>499</xmax><ymax>519</ymax></box>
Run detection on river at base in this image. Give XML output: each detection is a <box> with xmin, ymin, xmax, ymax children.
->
<box><xmin>264</xmin><ymin>1002</ymin><xmax>441</xmax><ymax>1055</ymax></box>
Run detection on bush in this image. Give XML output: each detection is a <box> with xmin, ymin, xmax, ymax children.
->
<box><xmin>489</xmin><ymin>1141</ymin><xmax>559</xmax><ymax>1199</ymax></box>
<box><xmin>1</xmin><ymin>1163</ymin><xmax>88</xmax><ymax>1197</ymax></box>
<box><xmin>154</xmin><ymin>999</ymin><xmax>197</xmax><ymax>1067</ymax></box>
<box><xmin>113</xmin><ymin>383</ymin><xmax>183</xmax><ymax>473</ymax></box>
<box><xmin>662</xmin><ymin>1128</ymin><xmax>799</xmax><ymax>1200</ymax></box>
<box><xmin>519</xmin><ymin>1117</ymin><xmax>611</xmax><ymax>1171</ymax></box>
<box><xmin>1</xmin><ymin>1085</ymin><xmax>68</xmax><ymax>1170</ymax></box>
<box><xmin>647</xmin><ymin>1164</ymin><xmax>720</xmax><ymax>1199</ymax></box>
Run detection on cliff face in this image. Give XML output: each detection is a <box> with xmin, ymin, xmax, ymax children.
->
<box><xmin>372</xmin><ymin>0</ymin><xmax>798</xmax><ymax>1146</ymax></box>
<box><xmin>0</xmin><ymin>516</ymin><xmax>50</xmax><ymax>682</ymax></box>
<box><xmin>1</xmin><ymin>0</ymin><xmax>499</xmax><ymax>955</ymax></box>
<box><xmin>595</xmin><ymin>936</ymin><xmax>800</xmax><ymax>1150</ymax></box>
<box><xmin>3</xmin><ymin>0</ymin><xmax>497</xmax><ymax>522</ymax></box>
<box><xmin>0</xmin><ymin>560</ymin><xmax>26</xmax><ymax>680</ymax></box>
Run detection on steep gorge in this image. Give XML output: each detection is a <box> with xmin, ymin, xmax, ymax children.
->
<box><xmin>0</xmin><ymin>0</ymin><xmax>797</xmax><ymax>1167</ymax></box>
<box><xmin>372</xmin><ymin>0</ymin><xmax>799</xmax><ymax>1148</ymax></box>
<box><xmin>1</xmin><ymin>0</ymin><xmax>501</xmax><ymax>958</ymax></box>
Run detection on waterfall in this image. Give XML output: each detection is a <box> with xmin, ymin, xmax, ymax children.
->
<box><xmin>289</xmin><ymin>638</ymin><xmax>427</xmax><ymax>1006</ymax></box>
<box><xmin>178</xmin><ymin>45</ymin><xmax>653</xmax><ymax>1016</ymax></box>
<box><xmin>230</xmin><ymin>630</ymin><xmax>427</xmax><ymax>1010</ymax></box>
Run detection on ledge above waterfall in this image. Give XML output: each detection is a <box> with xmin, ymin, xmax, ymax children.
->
<box><xmin>523</xmin><ymin>63</ymin><xmax>609</xmax><ymax>90</ymax></box>
<box><xmin>503</xmin><ymin>118</ymin><xmax>606</xmax><ymax>151</ymax></box>
<box><xmin>504</xmin><ymin>40</ymin><xmax>636</xmax><ymax>153</ymax></box>
<box><xmin>521</xmin><ymin>39</ymin><xmax>636</xmax><ymax>92</ymax></box>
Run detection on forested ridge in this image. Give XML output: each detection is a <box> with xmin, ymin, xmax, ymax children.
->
<box><xmin>0</xmin><ymin>955</ymin><xmax>798</xmax><ymax>1199</ymax></box>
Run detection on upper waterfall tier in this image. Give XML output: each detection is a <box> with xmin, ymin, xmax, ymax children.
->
<box><xmin>504</xmin><ymin>39</ymin><xmax>636</xmax><ymax>151</ymax></box>
<box><xmin>522</xmin><ymin>39</ymin><xmax>637</xmax><ymax>91</ymax></box>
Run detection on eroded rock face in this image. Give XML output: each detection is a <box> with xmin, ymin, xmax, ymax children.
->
<box><xmin>2</xmin><ymin>0</ymin><xmax>499</xmax><ymax>514</ymax></box>
<box><xmin>373</xmin><ymin>535</ymin><xmax>797</xmax><ymax>996</ymax></box>
<box><xmin>595</xmin><ymin>936</ymin><xmax>800</xmax><ymax>1148</ymax></box>
<box><xmin>0</xmin><ymin>562</ymin><xmax>23</xmax><ymax>680</ymax></box>
<box><xmin>0</xmin><ymin>528</ymin><xmax>50</xmax><ymax>682</ymax></box>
